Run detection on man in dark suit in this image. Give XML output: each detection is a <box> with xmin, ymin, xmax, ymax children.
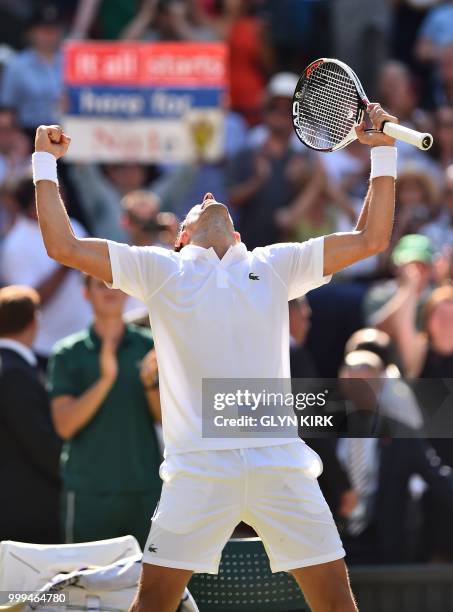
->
<box><xmin>320</xmin><ymin>438</ymin><xmax>453</xmax><ymax>563</ymax></box>
<box><xmin>0</xmin><ymin>285</ymin><xmax>61</xmax><ymax>543</ymax></box>
<box><xmin>314</xmin><ymin>350</ymin><xmax>453</xmax><ymax>564</ymax></box>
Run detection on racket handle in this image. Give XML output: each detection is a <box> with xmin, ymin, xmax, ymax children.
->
<box><xmin>382</xmin><ymin>122</ymin><xmax>433</xmax><ymax>151</ymax></box>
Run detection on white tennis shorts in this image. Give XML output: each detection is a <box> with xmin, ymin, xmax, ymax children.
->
<box><xmin>143</xmin><ymin>441</ymin><xmax>345</xmax><ymax>574</ymax></box>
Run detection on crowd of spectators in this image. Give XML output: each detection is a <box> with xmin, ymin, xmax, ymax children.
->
<box><xmin>1</xmin><ymin>0</ymin><xmax>453</xmax><ymax>568</ymax></box>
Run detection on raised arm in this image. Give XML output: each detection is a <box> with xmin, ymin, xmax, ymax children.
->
<box><xmin>323</xmin><ymin>104</ymin><xmax>397</xmax><ymax>276</ymax></box>
<box><xmin>383</xmin><ymin>264</ymin><xmax>427</xmax><ymax>377</ymax></box>
<box><xmin>34</xmin><ymin>125</ymin><xmax>112</xmax><ymax>284</ymax></box>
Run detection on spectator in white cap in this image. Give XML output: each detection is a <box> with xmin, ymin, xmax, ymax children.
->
<box><xmin>248</xmin><ymin>72</ymin><xmax>304</xmax><ymax>150</ymax></box>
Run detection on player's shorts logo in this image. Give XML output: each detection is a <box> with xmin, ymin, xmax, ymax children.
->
<box><xmin>249</xmin><ymin>273</ymin><xmax>260</xmax><ymax>280</ymax></box>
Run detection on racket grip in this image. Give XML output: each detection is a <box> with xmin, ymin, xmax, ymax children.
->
<box><xmin>382</xmin><ymin>122</ymin><xmax>433</xmax><ymax>151</ymax></box>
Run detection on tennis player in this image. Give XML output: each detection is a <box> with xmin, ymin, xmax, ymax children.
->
<box><xmin>33</xmin><ymin>103</ymin><xmax>397</xmax><ymax>612</ymax></box>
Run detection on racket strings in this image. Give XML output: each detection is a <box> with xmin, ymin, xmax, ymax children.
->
<box><xmin>300</xmin><ymin>87</ymin><xmax>355</xmax><ymax>145</ymax></box>
<box><xmin>295</xmin><ymin>62</ymin><xmax>359</xmax><ymax>150</ymax></box>
<box><xmin>302</xmin><ymin>64</ymin><xmax>357</xmax><ymax>132</ymax></box>
<box><xmin>304</xmin><ymin>68</ymin><xmax>356</xmax><ymax>144</ymax></box>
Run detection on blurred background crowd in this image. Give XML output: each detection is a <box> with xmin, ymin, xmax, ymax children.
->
<box><xmin>0</xmin><ymin>0</ymin><xmax>453</xmax><ymax>570</ymax></box>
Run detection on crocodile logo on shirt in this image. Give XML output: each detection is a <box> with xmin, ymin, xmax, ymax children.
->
<box><xmin>248</xmin><ymin>273</ymin><xmax>260</xmax><ymax>280</ymax></box>
<box><xmin>148</xmin><ymin>544</ymin><xmax>158</xmax><ymax>553</ymax></box>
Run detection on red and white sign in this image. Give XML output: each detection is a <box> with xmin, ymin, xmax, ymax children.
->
<box><xmin>63</xmin><ymin>42</ymin><xmax>227</xmax><ymax>162</ymax></box>
<box><xmin>65</xmin><ymin>42</ymin><xmax>228</xmax><ymax>87</ymax></box>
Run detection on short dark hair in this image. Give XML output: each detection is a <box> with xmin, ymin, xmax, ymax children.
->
<box><xmin>174</xmin><ymin>220</ymin><xmax>186</xmax><ymax>252</ymax></box>
<box><xmin>0</xmin><ymin>285</ymin><xmax>40</xmax><ymax>336</ymax></box>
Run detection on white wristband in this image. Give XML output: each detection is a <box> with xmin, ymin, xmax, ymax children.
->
<box><xmin>32</xmin><ymin>152</ymin><xmax>58</xmax><ymax>186</ymax></box>
<box><xmin>370</xmin><ymin>146</ymin><xmax>397</xmax><ymax>180</ymax></box>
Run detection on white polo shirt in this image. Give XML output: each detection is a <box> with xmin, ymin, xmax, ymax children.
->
<box><xmin>107</xmin><ymin>237</ymin><xmax>331</xmax><ymax>456</ymax></box>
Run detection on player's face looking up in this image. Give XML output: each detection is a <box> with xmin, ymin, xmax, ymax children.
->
<box><xmin>174</xmin><ymin>192</ymin><xmax>239</xmax><ymax>255</ymax></box>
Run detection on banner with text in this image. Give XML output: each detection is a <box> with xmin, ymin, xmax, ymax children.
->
<box><xmin>63</xmin><ymin>42</ymin><xmax>227</xmax><ymax>163</ymax></box>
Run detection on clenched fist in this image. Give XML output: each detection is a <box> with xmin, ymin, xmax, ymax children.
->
<box><xmin>35</xmin><ymin>125</ymin><xmax>71</xmax><ymax>159</ymax></box>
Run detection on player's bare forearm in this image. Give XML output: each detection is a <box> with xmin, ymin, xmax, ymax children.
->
<box><xmin>34</xmin><ymin>125</ymin><xmax>112</xmax><ymax>284</ymax></box>
<box><xmin>363</xmin><ymin>176</ymin><xmax>395</xmax><ymax>252</ymax></box>
<box><xmin>35</xmin><ymin>180</ymin><xmax>77</xmax><ymax>262</ymax></box>
<box><xmin>354</xmin><ymin>185</ymin><xmax>371</xmax><ymax>232</ymax></box>
<box><xmin>35</xmin><ymin>178</ymin><xmax>112</xmax><ymax>283</ymax></box>
<box><xmin>323</xmin><ymin>104</ymin><xmax>396</xmax><ymax>276</ymax></box>
<box><xmin>324</xmin><ymin>176</ymin><xmax>394</xmax><ymax>275</ymax></box>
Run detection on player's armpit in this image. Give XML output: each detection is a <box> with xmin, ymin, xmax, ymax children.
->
<box><xmin>67</xmin><ymin>237</ymin><xmax>113</xmax><ymax>285</ymax></box>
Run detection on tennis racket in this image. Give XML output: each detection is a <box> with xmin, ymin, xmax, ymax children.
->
<box><xmin>292</xmin><ymin>58</ymin><xmax>433</xmax><ymax>153</ymax></box>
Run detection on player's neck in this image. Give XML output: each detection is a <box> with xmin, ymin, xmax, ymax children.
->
<box><xmin>191</xmin><ymin>235</ymin><xmax>236</xmax><ymax>259</ymax></box>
